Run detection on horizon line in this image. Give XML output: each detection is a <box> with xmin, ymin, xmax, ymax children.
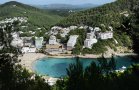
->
<box><xmin>0</xmin><ymin>1</ymin><xmax>114</xmax><ymax>6</ymax></box>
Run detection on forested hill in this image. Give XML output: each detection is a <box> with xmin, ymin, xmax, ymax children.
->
<box><xmin>57</xmin><ymin>0</ymin><xmax>138</xmax><ymax>28</ymax></box>
<box><xmin>56</xmin><ymin>0</ymin><xmax>139</xmax><ymax>54</ymax></box>
<box><xmin>0</xmin><ymin>1</ymin><xmax>63</xmax><ymax>28</ymax></box>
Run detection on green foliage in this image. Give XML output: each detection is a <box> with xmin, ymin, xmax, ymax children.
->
<box><xmin>61</xmin><ymin>36</ymin><xmax>69</xmax><ymax>43</ymax></box>
<box><xmin>20</xmin><ymin>32</ymin><xmax>32</xmax><ymax>37</ymax></box>
<box><xmin>55</xmin><ymin>57</ymin><xmax>139</xmax><ymax>90</ymax></box>
<box><xmin>54</xmin><ymin>78</ymin><xmax>67</xmax><ymax>90</ymax></box>
<box><xmin>82</xmin><ymin>40</ymin><xmax>116</xmax><ymax>54</ymax></box>
<box><xmin>109</xmin><ymin>55</ymin><xmax>116</xmax><ymax>70</ymax></box>
<box><xmin>0</xmin><ymin>1</ymin><xmax>63</xmax><ymax>29</ymax></box>
<box><xmin>127</xmin><ymin>2</ymin><xmax>139</xmax><ymax>54</ymax></box>
<box><xmin>44</xmin><ymin>35</ymin><xmax>50</xmax><ymax>42</ymax></box>
<box><xmin>72</xmin><ymin>43</ymin><xmax>82</xmax><ymax>55</ymax></box>
<box><xmin>47</xmin><ymin>9</ymin><xmax>75</xmax><ymax>17</ymax></box>
<box><xmin>57</xmin><ymin>0</ymin><xmax>137</xmax><ymax>27</ymax></box>
<box><xmin>91</xmin><ymin>41</ymin><xmax>108</xmax><ymax>54</ymax></box>
<box><xmin>56</xmin><ymin>0</ymin><xmax>138</xmax><ymax>54</ymax></box>
<box><xmin>56</xmin><ymin>33</ymin><xmax>62</xmax><ymax>39</ymax></box>
<box><xmin>66</xmin><ymin>57</ymin><xmax>84</xmax><ymax>90</ymax></box>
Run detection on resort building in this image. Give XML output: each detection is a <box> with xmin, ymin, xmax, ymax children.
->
<box><xmin>21</xmin><ymin>37</ymin><xmax>33</xmax><ymax>47</ymax></box>
<box><xmin>49</xmin><ymin>35</ymin><xmax>57</xmax><ymax>45</ymax></box>
<box><xmin>35</xmin><ymin>37</ymin><xmax>44</xmax><ymax>49</ymax></box>
<box><xmin>98</xmin><ymin>31</ymin><xmax>113</xmax><ymax>40</ymax></box>
<box><xmin>86</xmin><ymin>32</ymin><xmax>96</xmax><ymax>39</ymax></box>
<box><xmin>79</xmin><ymin>26</ymin><xmax>84</xmax><ymax>29</ymax></box>
<box><xmin>11</xmin><ymin>32</ymin><xmax>20</xmax><ymax>39</ymax></box>
<box><xmin>69</xmin><ymin>26</ymin><xmax>78</xmax><ymax>30</ymax></box>
<box><xmin>60</xmin><ymin>28</ymin><xmax>70</xmax><ymax>37</ymax></box>
<box><xmin>84</xmin><ymin>25</ymin><xmax>89</xmax><ymax>29</ymax></box>
<box><xmin>0</xmin><ymin>17</ymin><xmax>28</xmax><ymax>24</ymax></box>
<box><xmin>46</xmin><ymin>44</ymin><xmax>63</xmax><ymax>54</ymax></box>
<box><xmin>51</xmin><ymin>26</ymin><xmax>62</xmax><ymax>31</ymax></box>
<box><xmin>94</xmin><ymin>27</ymin><xmax>101</xmax><ymax>31</ymax></box>
<box><xmin>109</xmin><ymin>26</ymin><xmax>113</xmax><ymax>31</ymax></box>
<box><xmin>21</xmin><ymin>47</ymin><xmax>36</xmax><ymax>53</ymax></box>
<box><xmin>11</xmin><ymin>38</ymin><xmax>23</xmax><ymax>47</ymax></box>
<box><xmin>11</xmin><ymin>32</ymin><xmax>23</xmax><ymax>47</ymax></box>
<box><xmin>21</xmin><ymin>47</ymin><xmax>30</xmax><ymax>53</ymax></box>
<box><xmin>67</xmin><ymin>35</ymin><xmax>79</xmax><ymax>50</ymax></box>
<box><xmin>89</xmin><ymin>27</ymin><xmax>94</xmax><ymax>31</ymax></box>
<box><xmin>84</xmin><ymin>39</ymin><xmax>98</xmax><ymax>48</ymax></box>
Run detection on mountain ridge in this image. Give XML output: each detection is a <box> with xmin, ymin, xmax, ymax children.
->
<box><xmin>57</xmin><ymin>0</ymin><xmax>137</xmax><ymax>27</ymax></box>
<box><xmin>33</xmin><ymin>3</ymin><xmax>99</xmax><ymax>10</ymax></box>
<box><xmin>0</xmin><ymin>1</ymin><xmax>63</xmax><ymax>28</ymax></box>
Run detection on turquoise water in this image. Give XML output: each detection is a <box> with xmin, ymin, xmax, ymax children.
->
<box><xmin>32</xmin><ymin>56</ymin><xmax>138</xmax><ymax>78</ymax></box>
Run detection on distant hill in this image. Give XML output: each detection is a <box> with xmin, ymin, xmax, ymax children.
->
<box><xmin>34</xmin><ymin>3</ymin><xmax>99</xmax><ymax>10</ymax></box>
<box><xmin>0</xmin><ymin>1</ymin><xmax>63</xmax><ymax>28</ymax></box>
<box><xmin>33</xmin><ymin>3</ymin><xmax>99</xmax><ymax>17</ymax></box>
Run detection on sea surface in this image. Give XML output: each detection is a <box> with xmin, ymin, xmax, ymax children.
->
<box><xmin>32</xmin><ymin>56</ymin><xmax>138</xmax><ymax>78</ymax></box>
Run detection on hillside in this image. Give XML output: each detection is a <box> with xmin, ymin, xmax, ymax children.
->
<box><xmin>0</xmin><ymin>1</ymin><xmax>63</xmax><ymax>29</ymax></box>
<box><xmin>57</xmin><ymin>0</ymin><xmax>137</xmax><ymax>28</ymax></box>
<box><xmin>56</xmin><ymin>0</ymin><xmax>139</xmax><ymax>54</ymax></box>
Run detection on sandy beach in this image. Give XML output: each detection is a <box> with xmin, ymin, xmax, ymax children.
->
<box><xmin>18</xmin><ymin>53</ymin><xmax>59</xmax><ymax>85</ymax></box>
<box><xmin>18</xmin><ymin>53</ymin><xmax>46</xmax><ymax>72</ymax></box>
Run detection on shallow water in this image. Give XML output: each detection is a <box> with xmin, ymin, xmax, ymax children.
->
<box><xmin>32</xmin><ymin>56</ymin><xmax>138</xmax><ymax>78</ymax></box>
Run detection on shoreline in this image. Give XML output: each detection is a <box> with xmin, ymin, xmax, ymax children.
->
<box><xmin>18</xmin><ymin>53</ymin><xmax>46</xmax><ymax>72</ymax></box>
<box><xmin>18</xmin><ymin>52</ymin><xmax>138</xmax><ymax>85</ymax></box>
<box><xmin>18</xmin><ymin>52</ymin><xmax>138</xmax><ymax>72</ymax></box>
<box><xmin>47</xmin><ymin>53</ymin><xmax>138</xmax><ymax>59</ymax></box>
<box><xmin>115</xmin><ymin>53</ymin><xmax>138</xmax><ymax>56</ymax></box>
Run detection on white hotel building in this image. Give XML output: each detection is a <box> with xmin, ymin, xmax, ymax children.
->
<box><xmin>49</xmin><ymin>35</ymin><xmax>57</xmax><ymax>45</ymax></box>
<box><xmin>84</xmin><ymin>39</ymin><xmax>97</xmax><ymax>48</ymax></box>
<box><xmin>98</xmin><ymin>31</ymin><xmax>113</xmax><ymax>40</ymax></box>
<box><xmin>84</xmin><ymin>32</ymin><xmax>97</xmax><ymax>48</ymax></box>
<box><xmin>11</xmin><ymin>32</ymin><xmax>23</xmax><ymax>47</ymax></box>
<box><xmin>35</xmin><ymin>37</ymin><xmax>44</xmax><ymax>49</ymax></box>
<box><xmin>67</xmin><ymin>35</ymin><xmax>78</xmax><ymax>50</ymax></box>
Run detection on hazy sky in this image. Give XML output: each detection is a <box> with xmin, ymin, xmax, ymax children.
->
<box><xmin>0</xmin><ymin>0</ymin><xmax>116</xmax><ymax>5</ymax></box>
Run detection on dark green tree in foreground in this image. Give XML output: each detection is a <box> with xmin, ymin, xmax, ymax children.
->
<box><xmin>0</xmin><ymin>23</ymin><xmax>50</xmax><ymax>90</ymax></box>
<box><xmin>55</xmin><ymin>56</ymin><xmax>139</xmax><ymax>90</ymax></box>
<box><xmin>66</xmin><ymin>57</ymin><xmax>84</xmax><ymax>90</ymax></box>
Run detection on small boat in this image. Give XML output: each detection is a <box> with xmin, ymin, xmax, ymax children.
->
<box><xmin>115</xmin><ymin>66</ymin><xmax>127</xmax><ymax>73</ymax></box>
<box><xmin>121</xmin><ymin>66</ymin><xmax>126</xmax><ymax>69</ymax></box>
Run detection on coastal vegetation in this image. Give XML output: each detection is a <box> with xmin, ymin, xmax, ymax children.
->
<box><xmin>54</xmin><ymin>57</ymin><xmax>139</xmax><ymax>90</ymax></box>
<box><xmin>1</xmin><ymin>0</ymin><xmax>139</xmax><ymax>90</ymax></box>
<box><xmin>57</xmin><ymin>0</ymin><xmax>139</xmax><ymax>55</ymax></box>
<box><xmin>0</xmin><ymin>0</ymin><xmax>136</xmax><ymax>55</ymax></box>
<box><xmin>0</xmin><ymin>21</ymin><xmax>139</xmax><ymax>90</ymax></box>
<box><xmin>0</xmin><ymin>23</ymin><xmax>51</xmax><ymax>90</ymax></box>
<box><xmin>57</xmin><ymin>0</ymin><xmax>136</xmax><ymax>27</ymax></box>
